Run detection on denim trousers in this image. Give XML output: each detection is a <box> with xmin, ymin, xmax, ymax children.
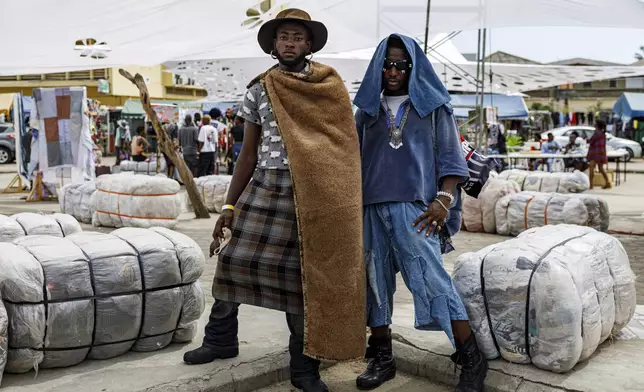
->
<box><xmin>364</xmin><ymin>202</ymin><xmax>470</xmax><ymax>346</ymax></box>
<box><xmin>203</xmin><ymin>300</ymin><xmax>321</xmax><ymax>382</ymax></box>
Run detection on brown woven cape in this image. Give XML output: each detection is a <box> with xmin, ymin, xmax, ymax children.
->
<box><xmin>260</xmin><ymin>61</ymin><xmax>366</xmax><ymax>361</ymax></box>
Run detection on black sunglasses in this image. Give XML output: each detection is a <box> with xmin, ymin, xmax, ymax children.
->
<box><xmin>383</xmin><ymin>58</ymin><xmax>412</xmax><ymax>72</ymax></box>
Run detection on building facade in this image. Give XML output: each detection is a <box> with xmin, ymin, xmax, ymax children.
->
<box><xmin>0</xmin><ymin>65</ymin><xmax>207</xmax><ymax>107</ymax></box>
<box><xmin>475</xmin><ymin>52</ymin><xmax>644</xmax><ymax>113</ymax></box>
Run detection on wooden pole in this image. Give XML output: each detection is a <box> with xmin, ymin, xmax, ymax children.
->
<box><xmin>119</xmin><ymin>69</ymin><xmax>210</xmax><ymax>219</ymax></box>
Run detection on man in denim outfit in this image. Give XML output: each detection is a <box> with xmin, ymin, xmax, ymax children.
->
<box><xmin>353</xmin><ymin>34</ymin><xmax>488</xmax><ymax>392</ymax></box>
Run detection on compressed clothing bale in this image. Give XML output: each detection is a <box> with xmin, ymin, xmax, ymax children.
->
<box><xmin>0</xmin><ymin>298</ymin><xmax>7</xmax><ymax>386</ymax></box>
<box><xmin>193</xmin><ymin>175</ymin><xmax>232</xmax><ymax>213</ymax></box>
<box><xmin>119</xmin><ymin>160</ymin><xmax>167</xmax><ymax>176</ymax></box>
<box><xmin>59</xmin><ymin>181</ymin><xmax>97</xmax><ymax>224</ymax></box>
<box><xmin>0</xmin><ymin>227</ymin><xmax>205</xmax><ymax>374</ymax></box>
<box><xmin>497</xmin><ymin>169</ymin><xmax>589</xmax><ymax>193</ymax></box>
<box><xmin>453</xmin><ymin>225</ymin><xmax>635</xmax><ymax>373</ymax></box>
<box><xmin>462</xmin><ymin>178</ymin><xmax>520</xmax><ymax>233</ymax></box>
<box><xmin>0</xmin><ymin>213</ymin><xmax>81</xmax><ymax>242</ymax></box>
<box><xmin>92</xmin><ymin>174</ymin><xmax>181</xmax><ymax>229</ymax></box>
<box><xmin>495</xmin><ymin>192</ymin><xmax>609</xmax><ymax>237</ymax></box>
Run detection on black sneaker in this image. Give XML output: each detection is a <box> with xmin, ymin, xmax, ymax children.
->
<box><xmin>183</xmin><ymin>345</ymin><xmax>239</xmax><ymax>365</ymax></box>
<box><xmin>450</xmin><ymin>335</ymin><xmax>488</xmax><ymax>392</ymax></box>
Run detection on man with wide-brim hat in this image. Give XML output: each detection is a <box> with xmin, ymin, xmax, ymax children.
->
<box><xmin>183</xmin><ymin>8</ymin><xmax>366</xmax><ymax>392</ymax></box>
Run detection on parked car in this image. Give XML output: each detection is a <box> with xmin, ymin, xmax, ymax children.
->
<box><xmin>0</xmin><ymin>123</ymin><xmax>16</xmax><ymax>164</ymax></box>
<box><xmin>541</xmin><ymin>126</ymin><xmax>642</xmax><ymax>162</ymax></box>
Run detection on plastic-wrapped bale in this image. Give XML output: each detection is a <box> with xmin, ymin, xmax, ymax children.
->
<box><xmin>498</xmin><ymin>169</ymin><xmax>589</xmax><ymax>193</ymax></box>
<box><xmin>0</xmin><ymin>227</ymin><xmax>205</xmax><ymax>374</ymax></box>
<box><xmin>462</xmin><ymin>178</ymin><xmax>521</xmax><ymax>233</ymax></box>
<box><xmin>0</xmin><ymin>297</ymin><xmax>7</xmax><ymax>386</ymax></box>
<box><xmin>194</xmin><ymin>175</ymin><xmax>232</xmax><ymax>213</ymax></box>
<box><xmin>495</xmin><ymin>192</ymin><xmax>609</xmax><ymax>237</ymax></box>
<box><xmin>0</xmin><ymin>213</ymin><xmax>81</xmax><ymax>242</ymax></box>
<box><xmin>453</xmin><ymin>225</ymin><xmax>636</xmax><ymax>373</ymax></box>
<box><xmin>59</xmin><ymin>181</ymin><xmax>97</xmax><ymax>224</ymax></box>
<box><xmin>119</xmin><ymin>159</ymin><xmax>167</xmax><ymax>176</ymax></box>
<box><xmin>92</xmin><ymin>174</ymin><xmax>181</xmax><ymax>229</ymax></box>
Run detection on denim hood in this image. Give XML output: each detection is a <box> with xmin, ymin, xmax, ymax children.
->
<box><xmin>353</xmin><ymin>34</ymin><xmax>450</xmax><ymax>119</ymax></box>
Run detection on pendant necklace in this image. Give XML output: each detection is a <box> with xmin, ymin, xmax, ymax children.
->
<box><xmin>384</xmin><ymin>97</ymin><xmax>410</xmax><ymax>149</ymax></box>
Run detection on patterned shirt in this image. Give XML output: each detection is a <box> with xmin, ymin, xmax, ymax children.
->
<box><xmin>237</xmin><ymin>82</ymin><xmax>289</xmax><ymax>170</ymax></box>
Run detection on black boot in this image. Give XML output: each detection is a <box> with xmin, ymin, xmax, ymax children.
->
<box><xmin>183</xmin><ymin>345</ymin><xmax>238</xmax><ymax>365</ymax></box>
<box><xmin>287</xmin><ymin>313</ymin><xmax>327</xmax><ymax>392</ymax></box>
<box><xmin>450</xmin><ymin>334</ymin><xmax>488</xmax><ymax>392</ymax></box>
<box><xmin>291</xmin><ymin>378</ymin><xmax>329</xmax><ymax>392</ymax></box>
<box><xmin>356</xmin><ymin>331</ymin><xmax>396</xmax><ymax>390</ymax></box>
<box><xmin>184</xmin><ymin>301</ymin><xmax>240</xmax><ymax>365</ymax></box>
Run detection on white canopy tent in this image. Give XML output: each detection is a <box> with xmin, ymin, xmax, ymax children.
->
<box><xmin>324</xmin><ymin>0</ymin><xmax>644</xmax><ymax>42</ymax></box>
<box><xmin>4</xmin><ymin>0</ymin><xmax>644</xmax><ymax>75</ymax></box>
<box><xmin>167</xmin><ymin>53</ymin><xmax>644</xmax><ymax>100</ymax></box>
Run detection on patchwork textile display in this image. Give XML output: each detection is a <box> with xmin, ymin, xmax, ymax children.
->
<box><xmin>453</xmin><ymin>225</ymin><xmax>636</xmax><ymax>373</ymax></box>
<box><xmin>60</xmin><ymin>181</ymin><xmax>97</xmax><ymax>224</ymax></box>
<box><xmin>193</xmin><ymin>175</ymin><xmax>231</xmax><ymax>213</ymax></box>
<box><xmin>119</xmin><ymin>160</ymin><xmax>167</xmax><ymax>176</ymax></box>
<box><xmin>32</xmin><ymin>87</ymin><xmax>94</xmax><ymax>182</ymax></box>
<box><xmin>462</xmin><ymin>177</ymin><xmax>521</xmax><ymax>233</ymax></box>
<box><xmin>498</xmin><ymin>169</ymin><xmax>589</xmax><ymax>193</ymax></box>
<box><xmin>0</xmin><ymin>213</ymin><xmax>81</xmax><ymax>242</ymax></box>
<box><xmin>495</xmin><ymin>191</ymin><xmax>609</xmax><ymax>236</ymax></box>
<box><xmin>0</xmin><ymin>227</ymin><xmax>205</xmax><ymax>374</ymax></box>
<box><xmin>92</xmin><ymin>174</ymin><xmax>181</xmax><ymax>229</ymax></box>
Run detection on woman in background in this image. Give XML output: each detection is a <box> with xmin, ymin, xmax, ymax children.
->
<box><xmin>587</xmin><ymin>120</ymin><xmax>611</xmax><ymax>189</ymax></box>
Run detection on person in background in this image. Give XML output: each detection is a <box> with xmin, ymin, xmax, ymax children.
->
<box><xmin>163</xmin><ymin>121</ymin><xmax>179</xmax><ymax>177</ymax></box>
<box><xmin>179</xmin><ymin>114</ymin><xmax>200</xmax><ymax>176</ymax></box>
<box><xmin>194</xmin><ymin>112</ymin><xmax>202</xmax><ymax>128</ymax></box>
<box><xmin>533</xmin><ymin>132</ymin><xmax>560</xmax><ymax>171</ymax></box>
<box><xmin>225</xmin><ymin>108</ymin><xmax>235</xmax><ymax>126</ymax></box>
<box><xmin>588</xmin><ymin>120</ymin><xmax>612</xmax><ymax>189</ymax></box>
<box><xmin>228</xmin><ymin>116</ymin><xmax>245</xmax><ymax>174</ymax></box>
<box><xmin>115</xmin><ymin>119</ymin><xmax>132</xmax><ymax>164</ymax></box>
<box><xmin>131</xmin><ymin>130</ymin><xmax>150</xmax><ymax>162</ymax></box>
<box><xmin>197</xmin><ymin>115</ymin><xmax>219</xmax><ymax>176</ymax></box>
<box><xmin>353</xmin><ymin>34</ymin><xmax>487</xmax><ymax>391</ymax></box>
<box><xmin>146</xmin><ymin>121</ymin><xmax>158</xmax><ymax>154</ymax></box>
<box><xmin>210</xmin><ymin>108</ymin><xmax>229</xmax><ymax>172</ymax></box>
<box><xmin>563</xmin><ymin>131</ymin><xmax>588</xmax><ymax>172</ymax></box>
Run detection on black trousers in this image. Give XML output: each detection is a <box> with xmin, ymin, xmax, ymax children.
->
<box><xmin>183</xmin><ymin>154</ymin><xmax>198</xmax><ymax>177</ymax></box>
<box><xmin>198</xmin><ymin>152</ymin><xmax>215</xmax><ymax>177</ymax></box>
<box><xmin>203</xmin><ymin>300</ymin><xmax>321</xmax><ymax>383</ymax></box>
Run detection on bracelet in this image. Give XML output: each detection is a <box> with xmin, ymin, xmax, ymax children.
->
<box><xmin>436</xmin><ymin>191</ymin><xmax>455</xmax><ymax>206</ymax></box>
<box><xmin>434</xmin><ymin>198</ymin><xmax>450</xmax><ymax>213</ymax></box>
<box><xmin>222</xmin><ymin>204</ymin><xmax>235</xmax><ymax>211</ymax></box>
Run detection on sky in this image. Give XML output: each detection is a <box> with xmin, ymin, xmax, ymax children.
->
<box><xmin>451</xmin><ymin>27</ymin><xmax>643</xmax><ymax>65</ymax></box>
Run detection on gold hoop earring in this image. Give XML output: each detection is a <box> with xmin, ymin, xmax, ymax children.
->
<box><xmin>270</xmin><ymin>50</ymin><xmax>278</xmax><ymax>60</ymax></box>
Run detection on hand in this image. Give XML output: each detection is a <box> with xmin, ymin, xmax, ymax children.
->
<box><xmin>210</xmin><ymin>210</ymin><xmax>234</xmax><ymax>257</ymax></box>
<box><xmin>212</xmin><ymin>209</ymin><xmax>234</xmax><ymax>239</ymax></box>
<box><xmin>412</xmin><ymin>197</ymin><xmax>450</xmax><ymax>237</ymax></box>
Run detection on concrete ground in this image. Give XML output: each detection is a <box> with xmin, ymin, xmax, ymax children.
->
<box><xmin>254</xmin><ymin>362</ymin><xmax>450</xmax><ymax>392</ymax></box>
<box><xmin>0</xmin><ymin>159</ymin><xmax>642</xmax><ymax>391</ymax></box>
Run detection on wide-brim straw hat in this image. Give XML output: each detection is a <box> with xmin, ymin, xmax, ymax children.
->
<box><xmin>257</xmin><ymin>8</ymin><xmax>328</xmax><ymax>55</ymax></box>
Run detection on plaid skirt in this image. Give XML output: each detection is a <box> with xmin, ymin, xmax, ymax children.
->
<box><xmin>212</xmin><ymin>169</ymin><xmax>303</xmax><ymax>315</ymax></box>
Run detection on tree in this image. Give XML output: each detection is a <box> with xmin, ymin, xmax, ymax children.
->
<box><xmin>635</xmin><ymin>45</ymin><xmax>644</xmax><ymax>61</ymax></box>
<box><xmin>119</xmin><ymin>69</ymin><xmax>211</xmax><ymax>219</ymax></box>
